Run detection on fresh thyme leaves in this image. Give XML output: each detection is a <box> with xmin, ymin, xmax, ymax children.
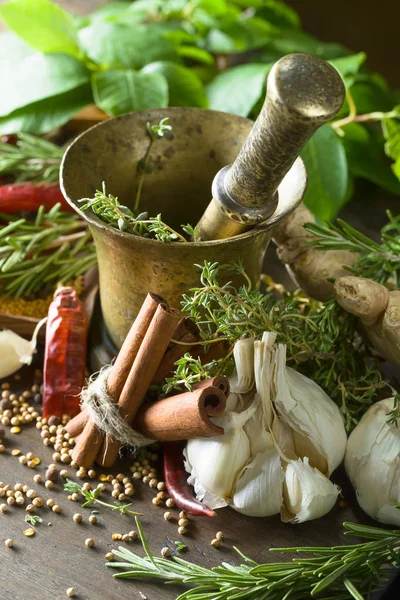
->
<box><xmin>79</xmin><ymin>119</ymin><xmax>197</xmax><ymax>243</ymax></box>
<box><xmin>63</xmin><ymin>479</ymin><xmax>142</xmax><ymax>516</ymax></box>
<box><xmin>134</xmin><ymin>118</ymin><xmax>172</xmax><ymax>212</ymax></box>
<box><xmin>107</xmin><ymin>520</ymin><xmax>400</xmax><ymax>600</ymax></box>
<box><xmin>166</xmin><ymin>260</ymin><xmax>397</xmax><ymax>430</ymax></box>
<box><xmin>304</xmin><ymin>210</ymin><xmax>400</xmax><ymax>286</ymax></box>
<box><xmin>0</xmin><ymin>203</ymin><xmax>97</xmax><ymax>298</ymax></box>
<box><xmin>25</xmin><ymin>514</ymin><xmax>42</xmax><ymax>526</ymax></box>
<box><xmin>0</xmin><ymin>133</ymin><xmax>63</xmax><ymax>183</ymax></box>
<box><xmin>79</xmin><ymin>182</ymin><xmax>194</xmax><ymax>243</ymax></box>
<box><xmin>174</xmin><ymin>541</ymin><xmax>188</xmax><ymax>553</ymax></box>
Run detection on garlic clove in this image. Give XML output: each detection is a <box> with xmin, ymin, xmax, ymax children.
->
<box><xmin>255</xmin><ymin>332</ymin><xmax>277</xmax><ymax>428</ymax></box>
<box><xmin>281</xmin><ymin>457</ymin><xmax>340</xmax><ymax>523</ymax></box>
<box><xmin>345</xmin><ymin>398</ymin><xmax>400</xmax><ymax>526</ymax></box>
<box><xmin>244</xmin><ymin>399</ymin><xmax>274</xmax><ymax>456</ymax></box>
<box><xmin>0</xmin><ymin>318</ymin><xmax>46</xmax><ymax>379</ymax></box>
<box><xmin>185</xmin><ymin>403</ymin><xmax>255</xmax><ymax>506</ymax></box>
<box><xmin>229</xmin><ymin>338</ymin><xmax>255</xmax><ymax>393</ymax></box>
<box><xmin>273</xmin><ymin>344</ymin><xmax>347</xmax><ymax>476</ymax></box>
<box><xmin>231</xmin><ymin>447</ymin><xmax>284</xmax><ymax>517</ymax></box>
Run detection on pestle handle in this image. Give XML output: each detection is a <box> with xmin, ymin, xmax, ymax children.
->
<box><xmin>224</xmin><ymin>53</ymin><xmax>345</xmax><ymax>213</ymax></box>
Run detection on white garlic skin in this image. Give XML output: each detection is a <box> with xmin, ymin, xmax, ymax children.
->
<box><xmin>0</xmin><ymin>329</ymin><xmax>35</xmax><ymax>378</ymax></box>
<box><xmin>345</xmin><ymin>398</ymin><xmax>400</xmax><ymax>526</ymax></box>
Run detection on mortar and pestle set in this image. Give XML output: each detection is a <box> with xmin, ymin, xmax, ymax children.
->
<box><xmin>61</xmin><ymin>53</ymin><xmax>345</xmax><ymax>365</ymax></box>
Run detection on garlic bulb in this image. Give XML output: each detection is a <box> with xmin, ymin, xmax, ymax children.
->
<box><xmin>282</xmin><ymin>457</ymin><xmax>340</xmax><ymax>523</ymax></box>
<box><xmin>345</xmin><ymin>398</ymin><xmax>400</xmax><ymax>526</ymax></box>
<box><xmin>185</xmin><ymin>332</ymin><xmax>347</xmax><ymax>523</ymax></box>
<box><xmin>0</xmin><ymin>319</ymin><xmax>46</xmax><ymax>379</ymax></box>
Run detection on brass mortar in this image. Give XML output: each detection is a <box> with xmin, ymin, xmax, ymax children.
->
<box><xmin>60</xmin><ymin>107</ymin><xmax>305</xmax><ymax>348</ymax></box>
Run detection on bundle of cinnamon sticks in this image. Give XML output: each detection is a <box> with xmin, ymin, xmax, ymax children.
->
<box><xmin>67</xmin><ymin>293</ymin><xmax>230</xmax><ymax>468</ymax></box>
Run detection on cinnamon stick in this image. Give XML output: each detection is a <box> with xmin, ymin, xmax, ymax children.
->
<box><xmin>193</xmin><ymin>376</ymin><xmax>230</xmax><ymax>397</ymax></box>
<box><xmin>66</xmin><ymin>317</ymin><xmax>200</xmax><ymax>439</ymax></box>
<box><xmin>72</xmin><ymin>292</ymin><xmax>164</xmax><ymax>468</ymax></box>
<box><xmin>134</xmin><ymin>385</ymin><xmax>227</xmax><ymax>440</ymax></box>
<box><xmin>97</xmin><ymin>304</ymin><xmax>182</xmax><ymax>467</ymax></box>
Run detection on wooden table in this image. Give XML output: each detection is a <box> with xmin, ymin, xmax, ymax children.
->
<box><xmin>0</xmin><ymin>361</ymin><xmax>375</xmax><ymax>600</ymax></box>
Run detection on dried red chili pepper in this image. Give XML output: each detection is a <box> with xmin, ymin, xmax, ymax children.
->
<box><xmin>42</xmin><ymin>287</ymin><xmax>87</xmax><ymax>418</ymax></box>
<box><xmin>0</xmin><ymin>182</ymin><xmax>73</xmax><ymax>213</ymax></box>
<box><xmin>163</xmin><ymin>441</ymin><xmax>216</xmax><ymax>517</ymax></box>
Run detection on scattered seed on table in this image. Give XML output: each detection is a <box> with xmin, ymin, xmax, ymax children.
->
<box><xmin>178</xmin><ymin>518</ymin><xmax>189</xmax><ymax>528</ymax></box>
<box><xmin>128</xmin><ymin>530</ymin><xmax>138</xmax><ymax>540</ymax></box>
<box><xmin>210</xmin><ymin>538</ymin><xmax>220</xmax><ymax>548</ymax></box>
<box><xmin>122</xmin><ymin>534</ymin><xmax>130</xmax><ymax>543</ymax></box>
<box><xmin>73</xmin><ymin>513</ymin><xmax>83</xmax><ymax>523</ymax></box>
<box><xmin>45</xmin><ymin>481</ymin><xmax>54</xmax><ymax>490</ymax></box>
<box><xmin>216</xmin><ymin>531</ymin><xmax>224</xmax><ymax>541</ymax></box>
<box><xmin>11</xmin><ymin>449</ymin><xmax>21</xmax><ymax>456</ymax></box>
<box><xmin>33</xmin><ymin>474</ymin><xmax>43</xmax><ymax>484</ymax></box>
<box><xmin>60</xmin><ymin>470</ymin><xmax>69</xmax><ymax>479</ymax></box>
<box><xmin>165</xmin><ymin>499</ymin><xmax>175</xmax><ymax>508</ymax></box>
<box><xmin>24</xmin><ymin>528</ymin><xmax>35</xmax><ymax>537</ymax></box>
<box><xmin>161</xmin><ymin>547</ymin><xmax>171</xmax><ymax>558</ymax></box>
<box><xmin>105</xmin><ymin>552</ymin><xmax>114</xmax><ymax>561</ymax></box>
<box><xmin>85</xmin><ymin>538</ymin><xmax>95</xmax><ymax>548</ymax></box>
<box><xmin>112</xmin><ymin>533</ymin><xmax>122</xmax><ymax>541</ymax></box>
<box><xmin>163</xmin><ymin>511</ymin><xmax>172</xmax><ymax>521</ymax></box>
<box><xmin>26</xmin><ymin>489</ymin><xmax>37</xmax><ymax>499</ymax></box>
<box><xmin>10</xmin><ymin>426</ymin><xmax>21</xmax><ymax>434</ymax></box>
<box><xmin>32</xmin><ymin>497</ymin><xmax>43</xmax><ymax>508</ymax></box>
<box><xmin>0</xmin><ymin>503</ymin><xmax>7</xmax><ymax>512</ymax></box>
<box><xmin>46</xmin><ymin>466</ymin><xmax>59</xmax><ymax>482</ymax></box>
<box><xmin>5</xmin><ymin>538</ymin><xmax>13</xmax><ymax>547</ymax></box>
<box><xmin>178</xmin><ymin>526</ymin><xmax>187</xmax><ymax>535</ymax></box>
<box><xmin>46</xmin><ymin>499</ymin><xmax>55</xmax><ymax>508</ymax></box>
<box><xmin>152</xmin><ymin>497</ymin><xmax>161</xmax><ymax>506</ymax></box>
<box><xmin>88</xmin><ymin>515</ymin><xmax>97</xmax><ymax>525</ymax></box>
<box><xmin>157</xmin><ymin>482</ymin><xmax>166</xmax><ymax>491</ymax></box>
<box><xmin>25</xmin><ymin>503</ymin><xmax>35</xmax><ymax>512</ymax></box>
<box><xmin>66</xmin><ymin>588</ymin><xmax>76</xmax><ymax>597</ymax></box>
<box><xmin>52</xmin><ymin>504</ymin><xmax>61</xmax><ymax>513</ymax></box>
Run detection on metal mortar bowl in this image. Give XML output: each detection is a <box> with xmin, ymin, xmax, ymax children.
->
<box><xmin>60</xmin><ymin>107</ymin><xmax>304</xmax><ymax>349</ymax></box>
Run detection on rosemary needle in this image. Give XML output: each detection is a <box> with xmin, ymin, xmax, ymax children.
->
<box><xmin>108</xmin><ymin>521</ymin><xmax>400</xmax><ymax>600</ymax></box>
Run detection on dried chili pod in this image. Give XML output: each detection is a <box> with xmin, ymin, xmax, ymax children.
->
<box><xmin>163</xmin><ymin>441</ymin><xmax>216</xmax><ymax>517</ymax></box>
<box><xmin>42</xmin><ymin>287</ymin><xmax>87</xmax><ymax>417</ymax></box>
<box><xmin>0</xmin><ymin>183</ymin><xmax>72</xmax><ymax>213</ymax></box>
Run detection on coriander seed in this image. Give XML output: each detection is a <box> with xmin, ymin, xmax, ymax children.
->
<box><xmin>178</xmin><ymin>526</ymin><xmax>187</xmax><ymax>535</ymax></box>
<box><xmin>128</xmin><ymin>530</ymin><xmax>138</xmax><ymax>539</ymax></box>
<box><xmin>52</xmin><ymin>504</ymin><xmax>61</xmax><ymax>513</ymax></box>
<box><xmin>5</xmin><ymin>538</ymin><xmax>13</xmax><ymax>547</ymax></box>
<box><xmin>166</xmin><ymin>498</ymin><xmax>175</xmax><ymax>508</ymax></box>
<box><xmin>85</xmin><ymin>538</ymin><xmax>95</xmax><ymax>548</ymax></box>
<box><xmin>46</xmin><ymin>499</ymin><xmax>55</xmax><ymax>508</ymax></box>
<box><xmin>216</xmin><ymin>531</ymin><xmax>224</xmax><ymax>541</ymax></box>
<box><xmin>161</xmin><ymin>547</ymin><xmax>171</xmax><ymax>558</ymax></box>
<box><xmin>163</xmin><ymin>511</ymin><xmax>172</xmax><ymax>521</ymax></box>
<box><xmin>88</xmin><ymin>515</ymin><xmax>97</xmax><ymax>524</ymax></box>
<box><xmin>105</xmin><ymin>552</ymin><xmax>114</xmax><ymax>561</ymax></box>
<box><xmin>66</xmin><ymin>588</ymin><xmax>76</xmax><ymax>597</ymax></box>
<box><xmin>210</xmin><ymin>538</ymin><xmax>220</xmax><ymax>548</ymax></box>
<box><xmin>112</xmin><ymin>533</ymin><xmax>122</xmax><ymax>541</ymax></box>
<box><xmin>178</xmin><ymin>518</ymin><xmax>189</xmax><ymax>528</ymax></box>
<box><xmin>73</xmin><ymin>513</ymin><xmax>83</xmax><ymax>523</ymax></box>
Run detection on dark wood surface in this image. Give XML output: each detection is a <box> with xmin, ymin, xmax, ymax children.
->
<box><xmin>0</xmin><ymin>365</ymin><xmax>371</xmax><ymax>600</ymax></box>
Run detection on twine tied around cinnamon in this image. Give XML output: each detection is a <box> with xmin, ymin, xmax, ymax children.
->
<box><xmin>80</xmin><ymin>366</ymin><xmax>153</xmax><ymax>449</ymax></box>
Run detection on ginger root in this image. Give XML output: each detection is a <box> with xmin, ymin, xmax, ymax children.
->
<box><xmin>334</xmin><ymin>276</ymin><xmax>400</xmax><ymax>365</ymax></box>
<box><xmin>272</xmin><ymin>203</ymin><xmax>357</xmax><ymax>301</ymax></box>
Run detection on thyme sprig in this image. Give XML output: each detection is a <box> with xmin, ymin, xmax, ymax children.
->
<box><xmin>108</xmin><ymin>519</ymin><xmax>400</xmax><ymax>600</ymax></box>
<box><xmin>64</xmin><ymin>479</ymin><xmax>142</xmax><ymax>516</ymax></box>
<box><xmin>79</xmin><ymin>182</ymin><xmax>195</xmax><ymax>243</ymax></box>
<box><xmin>0</xmin><ymin>133</ymin><xmax>63</xmax><ymax>182</ymax></box>
<box><xmin>166</xmin><ymin>260</ymin><xmax>399</xmax><ymax>429</ymax></box>
<box><xmin>304</xmin><ymin>210</ymin><xmax>400</xmax><ymax>286</ymax></box>
<box><xmin>0</xmin><ymin>203</ymin><xmax>97</xmax><ymax>297</ymax></box>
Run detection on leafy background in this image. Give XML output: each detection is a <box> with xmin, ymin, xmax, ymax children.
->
<box><xmin>0</xmin><ymin>0</ymin><xmax>399</xmax><ymax>221</ymax></box>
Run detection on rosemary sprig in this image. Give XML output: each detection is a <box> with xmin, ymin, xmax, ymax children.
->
<box><xmin>165</xmin><ymin>260</ymin><xmax>399</xmax><ymax>429</ymax></box>
<box><xmin>304</xmin><ymin>210</ymin><xmax>400</xmax><ymax>286</ymax></box>
<box><xmin>79</xmin><ymin>182</ymin><xmax>195</xmax><ymax>243</ymax></box>
<box><xmin>0</xmin><ymin>203</ymin><xmax>97</xmax><ymax>297</ymax></box>
<box><xmin>25</xmin><ymin>514</ymin><xmax>42</xmax><ymax>526</ymax></box>
<box><xmin>0</xmin><ymin>133</ymin><xmax>63</xmax><ymax>182</ymax></box>
<box><xmin>108</xmin><ymin>519</ymin><xmax>400</xmax><ymax>600</ymax></box>
<box><xmin>63</xmin><ymin>479</ymin><xmax>142</xmax><ymax>516</ymax></box>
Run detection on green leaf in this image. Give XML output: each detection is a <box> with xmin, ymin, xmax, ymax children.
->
<box><xmin>0</xmin><ymin>31</ymin><xmax>33</xmax><ymax>70</ymax></box>
<box><xmin>301</xmin><ymin>125</ymin><xmax>349</xmax><ymax>220</ymax></box>
<box><xmin>0</xmin><ymin>0</ymin><xmax>80</xmax><ymax>57</ymax></box>
<box><xmin>142</xmin><ymin>61</ymin><xmax>208</xmax><ymax>108</ymax></box>
<box><xmin>206</xmin><ymin>16</ymin><xmax>276</xmax><ymax>53</ymax></box>
<box><xmin>0</xmin><ymin>84</ymin><xmax>92</xmax><ymax>135</ymax></box>
<box><xmin>90</xmin><ymin>1</ymin><xmax>131</xmax><ymax>22</ymax></box>
<box><xmin>0</xmin><ymin>52</ymin><xmax>89</xmax><ymax>117</ymax></box>
<box><xmin>177</xmin><ymin>45</ymin><xmax>215</xmax><ymax>65</ymax></box>
<box><xmin>382</xmin><ymin>115</ymin><xmax>400</xmax><ymax>181</ymax></box>
<box><xmin>206</xmin><ymin>63</ymin><xmax>271</xmax><ymax>117</ymax></box>
<box><xmin>92</xmin><ymin>69</ymin><xmax>168</xmax><ymax>116</ymax></box>
<box><xmin>270</xmin><ymin>30</ymin><xmax>350</xmax><ymax>60</ymax></box>
<box><xmin>342</xmin><ymin>123</ymin><xmax>400</xmax><ymax>194</ymax></box>
<box><xmin>79</xmin><ymin>22</ymin><xmax>178</xmax><ymax>69</ymax></box>
<box><xmin>254</xmin><ymin>0</ymin><xmax>301</xmax><ymax>29</ymax></box>
<box><xmin>329</xmin><ymin>52</ymin><xmax>366</xmax><ymax>88</ymax></box>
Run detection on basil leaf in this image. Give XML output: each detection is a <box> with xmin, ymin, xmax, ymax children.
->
<box><xmin>177</xmin><ymin>46</ymin><xmax>215</xmax><ymax>66</ymax></box>
<box><xmin>0</xmin><ymin>0</ymin><xmax>80</xmax><ymax>57</ymax></box>
<box><xmin>90</xmin><ymin>1</ymin><xmax>131</xmax><ymax>22</ymax></box>
<box><xmin>0</xmin><ymin>31</ymin><xmax>33</xmax><ymax>69</ymax></box>
<box><xmin>206</xmin><ymin>63</ymin><xmax>271</xmax><ymax>117</ymax></box>
<box><xmin>206</xmin><ymin>16</ymin><xmax>276</xmax><ymax>53</ymax></box>
<box><xmin>382</xmin><ymin>115</ymin><xmax>400</xmax><ymax>181</ymax></box>
<box><xmin>92</xmin><ymin>69</ymin><xmax>168</xmax><ymax>116</ymax></box>
<box><xmin>342</xmin><ymin>123</ymin><xmax>400</xmax><ymax>194</ymax></box>
<box><xmin>79</xmin><ymin>22</ymin><xmax>178</xmax><ymax>69</ymax></box>
<box><xmin>0</xmin><ymin>83</ymin><xmax>93</xmax><ymax>135</ymax></box>
<box><xmin>142</xmin><ymin>61</ymin><xmax>208</xmax><ymax>108</ymax></box>
<box><xmin>255</xmin><ymin>0</ymin><xmax>300</xmax><ymax>29</ymax></box>
<box><xmin>301</xmin><ymin>125</ymin><xmax>349</xmax><ymax>221</ymax></box>
<box><xmin>329</xmin><ymin>53</ymin><xmax>366</xmax><ymax>88</ymax></box>
<box><xmin>270</xmin><ymin>30</ymin><xmax>350</xmax><ymax>60</ymax></box>
<box><xmin>0</xmin><ymin>52</ymin><xmax>90</xmax><ymax>117</ymax></box>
